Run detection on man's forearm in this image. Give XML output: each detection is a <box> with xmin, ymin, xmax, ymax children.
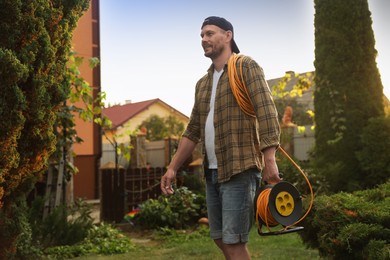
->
<box><xmin>167</xmin><ymin>137</ymin><xmax>197</xmax><ymax>171</ymax></box>
<box><xmin>262</xmin><ymin>146</ymin><xmax>277</xmax><ymax>163</ymax></box>
<box><xmin>261</xmin><ymin>146</ymin><xmax>281</xmax><ymax>183</ymax></box>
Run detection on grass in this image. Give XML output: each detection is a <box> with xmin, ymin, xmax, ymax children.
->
<box><xmin>74</xmin><ymin>225</ymin><xmax>320</xmax><ymax>260</ymax></box>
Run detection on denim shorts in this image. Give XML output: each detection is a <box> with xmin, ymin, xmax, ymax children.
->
<box><xmin>205</xmin><ymin>168</ymin><xmax>261</xmax><ymax>244</ymax></box>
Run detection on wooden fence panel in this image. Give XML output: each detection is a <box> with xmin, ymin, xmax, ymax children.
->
<box><xmin>101</xmin><ymin>168</ymin><xmax>126</xmax><ymax>223</ymax></box>
<box><xmin>101</xmin><ymin>167</ymin><xmax>186</xmax><ymax>223</ymax></box>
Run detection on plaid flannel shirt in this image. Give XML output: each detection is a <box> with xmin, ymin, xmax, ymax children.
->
<box><xmin>183</xmin><ymin>55</ymin><xmax>280</xmax><ymax>182</ymax></box>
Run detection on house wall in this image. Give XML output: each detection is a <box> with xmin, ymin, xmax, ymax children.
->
<box><xmin>72</xmin><ymin>0</ymin><xmax>101</xmax><ymax>200</ymax></box>
<box><xmin>293</xmin><ymin>126</ymin><xmax>315</xmax><ymax>161</ymax></box>
<box><xmin>73</xmin><ymin>156</ymin><xmax>99</xmax><ymax>199</ymax></box>
<box><xmin>101</xmin><ymin>139</ymin><xmax>167</xmax><ymax>168</ymax></box>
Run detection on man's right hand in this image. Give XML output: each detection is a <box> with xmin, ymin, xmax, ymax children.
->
<box><xmin>160</xmin><ymin>137</ymin><xmax>197</xmax><ymax>195</ymax></box>
<box><xmin>161</xmin><ymin>168</ymin><xmax>176</xmax><ymax>195</ymax></box>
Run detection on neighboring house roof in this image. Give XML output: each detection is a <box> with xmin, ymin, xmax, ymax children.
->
<box><xmin>103</xmin><ymin>98</ymin><xmax>189</xmax><ymax>129</ymax></box>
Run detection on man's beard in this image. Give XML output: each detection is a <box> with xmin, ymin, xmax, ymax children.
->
<box><xmin>204</xmin><ymin>44</ymin><xmax>224</xmax><ymax>60</ymax></box>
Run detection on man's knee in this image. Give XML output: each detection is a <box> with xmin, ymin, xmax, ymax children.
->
<box><xmin>219</xmin><ymin>241</ymin><xmax>250</xmax><ymax>260</ymax></box>
<box><xmin>213</xmin><ymin>238</ymin><xmax>224</xmax><ymax>250</ymax></box>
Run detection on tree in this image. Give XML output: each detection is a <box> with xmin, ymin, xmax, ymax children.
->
<box><xmin>271</xmin><ymin>71</ymin><xmax>315</xmax><ymax>127</ymax></box>
<box><xmin>0</xmin><ymin>0</ymin><xmax>89</xmax><ymax>257</ymax></box>
<box><xmin>138</xmin><ymin>114</ymin><xmax>185</xmax><ymax>141</ymax></box>
<box><xmin>313</xmin><ymin>0</ymin><xmax>385</xmax><ymax>192</ymax></box>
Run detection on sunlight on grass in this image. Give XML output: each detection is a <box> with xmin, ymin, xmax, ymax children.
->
<box><xmin>74</xmin><ymin>226</ymin><xmax>319</xmax><ymax>260</ymax></box>
<box><xmin>249</xmin><ymin>226</ymin><xmax>320</xmax><ymax>260</ymax></box>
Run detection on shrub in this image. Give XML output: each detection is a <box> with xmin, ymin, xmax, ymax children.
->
<box><xmin>356</xmin><ymin>115</ymin><xmax>390</xmax><ymax>188</ymax></box>
<box><xmin>134</xmin><ymin>187</ymin><xmax>206</xmax><ymax>229</ymax></box>
<box><xmin>181</xmin><ymin>171</ymin><xmax>205</xmax><ymax>195</ymax></box>
<box><xmin>15</xmin><ymin>223</ymin><xmax>43</xmax><ymax>259</ymax></box>
<box><xmin>299</xmin><ymin>181</ymin><xmax>390</xmax><ymax>259</ymax></box>
<box><xmin>27</xmin><ymin>197</ymin><xmax>94</xmax><ymax>248</ymax></box>
<box><xmin>44</xmin><ymin>222</ymin><xmax>134</xmax><ymax>258</ymax></box>
<box><xmin>0</xmin><ymin>197</ymin><xmax>42</xmax><ymax>259</ymax></box>
<box><xmin>276</xmin><ymin>153</ymin><xmax>329</xmax><ymax>195</ymax></box>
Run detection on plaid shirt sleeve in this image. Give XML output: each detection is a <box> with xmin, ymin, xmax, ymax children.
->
<box><xmin>242</xmin><ymin>57</ymin><xmax>280</xmax><ymax>151</ymax></box>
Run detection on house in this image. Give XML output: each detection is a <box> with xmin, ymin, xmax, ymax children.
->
<box><xmin>101</xmin><ymin>99</ymin><xmax>189</xmax><ymax>168</ymax></box>
<box><xmin>71</xmin><ymin>0</ymin><xmax>101</xmax><ymax>200</ymax></box>
<box><xmin>102</xmin><ymin>98</ymin><xmax>189</xmax><ymax>143</ymax></box>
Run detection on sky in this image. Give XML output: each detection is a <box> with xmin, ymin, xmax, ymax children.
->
<box><xmin>100</xmin><ymin>0</ymin><xmax>389</xmax><ymax>117</ymax></box>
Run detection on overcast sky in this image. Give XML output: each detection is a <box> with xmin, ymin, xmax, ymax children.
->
<box><xmin>100</xmin><ymin>0</ymin><xmax>389</xmax><ymax>116</ymax></box>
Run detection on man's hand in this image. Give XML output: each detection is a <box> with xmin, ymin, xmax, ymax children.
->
<box><xmin>161</xmin><ymin>168</ymin><xmax>176</xmax><ymax>195</ymax></box>
<box><xmin>160</xmin><ymin>137</ymin><xmax>197</xmax><ymax>195</ymax></box>
<box><xmin>262</xmin><ymin>146</ymin><xmax>281</xmax><ymax>184</ymax></box>
<box><xmin>262</xmin><ymin>159</ymin><xmax>281</xmax><ymax>184</ymax></box>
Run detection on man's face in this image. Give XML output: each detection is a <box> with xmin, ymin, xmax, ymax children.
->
<box><xmin>200</xmin><ymin>25</ymin><xmax>230</xmax><ymax>59</ymax></box>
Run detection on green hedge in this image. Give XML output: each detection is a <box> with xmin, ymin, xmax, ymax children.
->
<box><xmin>299</xmin><ymin>181</ymin><xmax>390</xmax><ymax>259</ymax></box>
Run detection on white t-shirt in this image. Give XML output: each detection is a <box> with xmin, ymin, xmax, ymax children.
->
<box><xmin>205</xmin><ymin>69</ymin><xmax>223</xmax><ymax>169</ymax></box>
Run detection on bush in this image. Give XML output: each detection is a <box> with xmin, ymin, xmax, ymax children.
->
<box><xmin>134</xmin><ymin>187</ymin><xmax>206</xmax><ymax>229</ymax></box>
<box><xmin>181</xmin><ymin>171</ymin><xmax>205</xmax><ymax>195</ymax></box>
<box><xmin>27</xmin><ymin>197</ymin><xmax>94</xmax><ymax>248</ymax></box>
<box><xmin>299</xmin><ymin>181</ymin><xmax>390</xmax><ymax>259</ymax></box>
<box><xmin>276</xmin><ymin>153</ymin><xmax>329</xmax><ymax>195</ymax></box>
<box><xmin>44</xmin><ymin>222</ymin><xmax>134</xmax><ymax>258</ymax></box>
<box><xmin>13</xmin><ymin>197</ymin><xmax>95</xmax><ymax>259</ymax></box>
<box><xmin>356</xmin><ymin>115</ymin><xmax>390</xmax><ymax>188</ymax></box>
<box><xmin>15</xmin><ymin>223</ymin><xmax>43</xmax><ymax>259</ymax></box>
<box><xmin>4</xmin><ymin>196</ymin><xmax>42</xmax><ymax>259</ymax></box>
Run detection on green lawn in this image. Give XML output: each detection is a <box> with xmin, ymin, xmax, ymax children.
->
<box><xmin>74</xmin><ymin>225</ymin><xmax>320</xmax><ymax>260</ymax></box>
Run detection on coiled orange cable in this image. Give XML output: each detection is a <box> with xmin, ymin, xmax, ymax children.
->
<box><xmin>256</xmin><ymin>188</ymin><xmax>279</xmax><ymax>228</ymax></box>
<box><xmin>228</xmin><ymin>53</ymin><xmax>256</xmax><ymax>118</ymax></box>
<box><xmin>228</xmin><ymin>53</ymin><xmax>314</xmax><ymax>233</ymax></box>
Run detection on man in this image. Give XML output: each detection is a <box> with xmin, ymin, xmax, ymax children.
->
<box><xmin>161</xmin><ymin>16</ymin><xmax>281</xmax><ymax>259</ymax></box>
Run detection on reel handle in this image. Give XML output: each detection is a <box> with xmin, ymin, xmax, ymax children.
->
<box><xmin>262</xmin><ymin>172</ymin><xmax>284</xmax><ymax>186</ymax></box>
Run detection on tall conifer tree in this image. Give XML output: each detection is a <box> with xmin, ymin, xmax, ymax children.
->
<box><xmin>313</xmin><ymin>0</ymin><xmax>384</xmax><ymax>192</ymax></box>
<box><xmin>0</xmin><ymin>0</ymin><xmax>89</xmax><ymax>256</ymax></box>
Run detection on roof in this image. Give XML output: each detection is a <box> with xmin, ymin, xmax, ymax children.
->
<box><xmin>103</xmin><ymin>98</ymin><xmax>189</xmax><ymax>129</ymax></box>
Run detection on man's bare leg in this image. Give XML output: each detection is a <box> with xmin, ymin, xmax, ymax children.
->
<box><xmin>214</xmin><ymin>239</ymin><xmax>251</xmax><ymax>260</ymax></box>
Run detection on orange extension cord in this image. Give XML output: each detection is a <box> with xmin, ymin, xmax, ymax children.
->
<box><xmin>256</xmin><ymin>188</ymin><xmax>279</xmax><ymax>228</ymax></box>
<box><xmin>227</xmin><ymin>54</ymin><xmax>256</xmax><ymax>118</ymax></box>
<box><xmin>255</xmin><ymin>146</ymin><xmax>314</xmax><ymax>233</ymax></box>
<box><xmin>227</xmin><ymin>53</ymin><xmax>314</xmax><ymax>233</ymax></box>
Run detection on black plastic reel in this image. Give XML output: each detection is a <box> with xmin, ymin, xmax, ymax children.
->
<box><xmin>254</xmin><ymin>181</ymin><xmax>304</xmax><ymax>236</ymax></box>
<box><xmin>269</xmin><ymin>181</ymin><xmax>302</xmax><ymax>226</ymax></box>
